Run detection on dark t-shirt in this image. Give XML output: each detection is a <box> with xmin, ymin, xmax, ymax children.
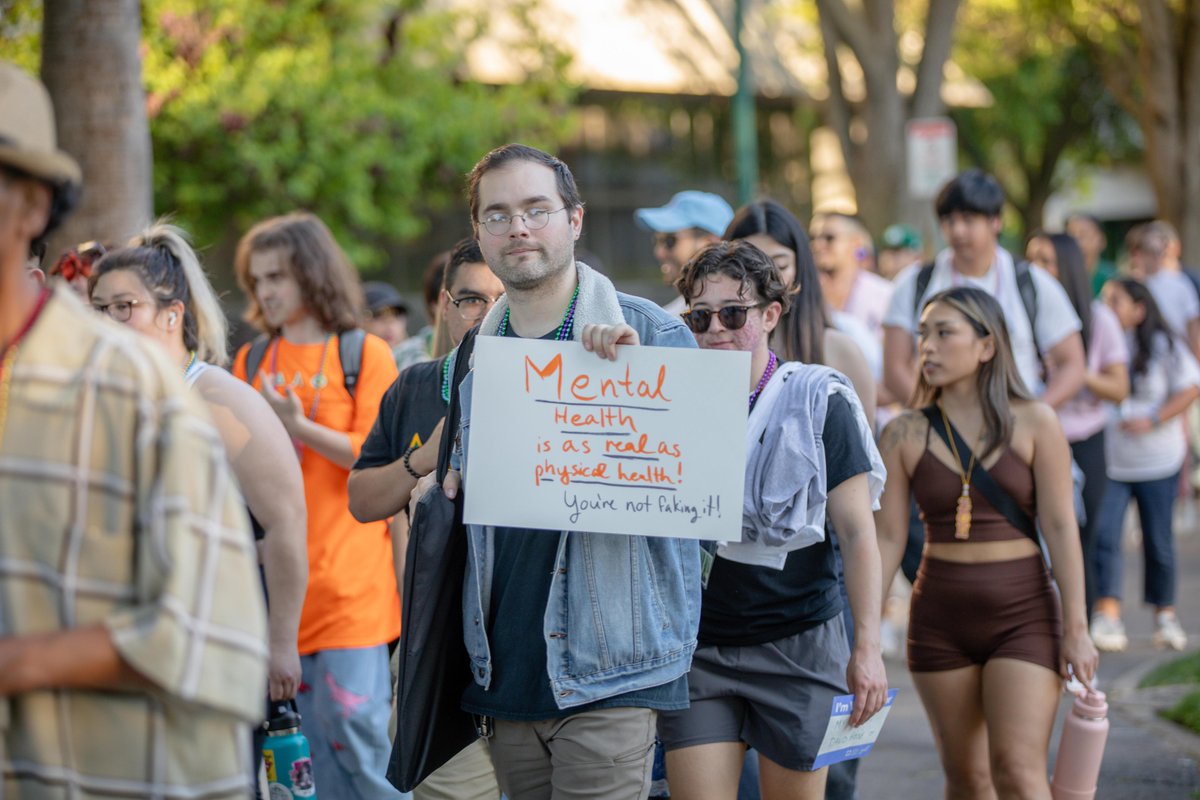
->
<box><xmin>460</xmin><ymin>327</ymin><xmax>688</xmax><ymax>721</ymax></box>
<box><xmin>354</xmin><ymin>356</ymin><xmax>447</xmax><ymax>471</ymax></box>
<box><xmin>700</xmin><ymin>392</ymin><xmax>871</xmax><ymax>647</ymax></box>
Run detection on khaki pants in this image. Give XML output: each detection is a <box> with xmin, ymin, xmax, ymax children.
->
<box><xmin>414</xmin><ymin>739</ymin><xmax>501</xmax><ymax>800</ymax></box>
<box><xmin>487</xmin><ymin>707</ymin><xmax>656</xmax><ymax>800</ymax></box>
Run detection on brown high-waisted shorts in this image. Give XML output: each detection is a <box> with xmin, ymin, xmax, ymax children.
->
<box><xmin>908</xmin><ymin>554</ymin><xmax>1062</xmax><ymax>673</ymax></box>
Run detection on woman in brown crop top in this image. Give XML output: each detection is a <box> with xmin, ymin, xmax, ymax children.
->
<box><xmin>876</xmin><ymin>287</ymin><xmax>1097</xmax><ymax>799</ymax></box>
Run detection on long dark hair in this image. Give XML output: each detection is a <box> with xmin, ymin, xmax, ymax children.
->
<box><xmin>724</xmin><ymin>199</ymin><xmax>827</xmax><ymax>364</ymax></box>
<box><xmin>1114</xmin><ymin>278</ymin><xmax>1175</xmax><ymax>393</ymax></box>
<box><xmin>1031</xmin><ymin>231</ymin><xmax>1093</xmax><ymax>355</ymax></box>
<box><xmin>911</xmin><ymin>287</ymin><xmax>1035</xmax><ymax>459</ymax></box>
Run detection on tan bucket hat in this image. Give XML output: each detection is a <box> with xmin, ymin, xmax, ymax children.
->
<box><xmin>0</xmin><ymin>61</ymin><xmax>82</xmax><ymax>187</ymax></box>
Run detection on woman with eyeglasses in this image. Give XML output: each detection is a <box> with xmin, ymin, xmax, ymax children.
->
<box><xmin>875</xmin><ymin>286</ymin><xmax>1096</xmax><ymax>798</ymax></box>
<box><xmin>725</xmin><ymin>200</ymin><xmax>877</xmax><ymax>424</ymax></box>
<box><xmin>657</xmin><ymin>240</ymin><xmax>887</xmax><ymax>800</ymax></box>
<box><xmin>89</xmin><ymin>223</ymin><xmax>309</xmax><ymax>709</ymax></box>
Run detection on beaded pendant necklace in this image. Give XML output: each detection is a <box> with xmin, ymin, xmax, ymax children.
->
<box><xmin>0</xmin><ymin>287</ymin><xmax>51</xmax><ymax>446</ymax></box>
<box><xmin>938</xmin><ymin>403</ymin><xmax>981</xmax><ymax>540</ymax></box>
<box><xmin>496</xmin><ymin>284</ymin><xmax>580</xmax><ymax>340</ymax></box>
<box><xmin>269</xmin><ymin>335</ymin><xmax>333</xmax><ymax>455</ymax></box>
<box><xmin>748</xmin><ymin>351</ymin><xmax>778</xmax><ymax>411</ymax></box>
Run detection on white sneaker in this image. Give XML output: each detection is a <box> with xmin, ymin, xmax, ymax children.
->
<box><xmin>1154</xmin><ymin>611</ymin><xmax>1188</xmax><ymax>651</ymax></box>
<box><xmin>1090</xmin><ymin>614</ymin><xmax>1129</xmax><ymax>652</ymax></box>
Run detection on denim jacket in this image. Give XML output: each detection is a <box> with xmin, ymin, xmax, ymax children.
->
<box><xmin>454</xmin><ymin>263</ymin><xmax>702</xmax><ymax>709</ymax></box>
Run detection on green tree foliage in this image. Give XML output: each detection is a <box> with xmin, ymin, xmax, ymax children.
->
<box><xmin>951</xmin><ymin>1</ymin><xmax>1138</xmax><ymax>238</ymax></box>
<box><xmin>3</xmin><ymin>0</ymin><xmax>577</xmax><ymax>271</ymax></box>
<box><xmin>142</xmin><ymin>0</ymin><xmax>575</xmax><ymax>270</ymax></box>
<box><xmin>0</xmin><ymin>0</ymin><xmax>40</xmax><ymax>71</ymax></box>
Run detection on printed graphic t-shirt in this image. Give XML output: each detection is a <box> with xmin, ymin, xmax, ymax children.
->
<box><xmin>234</xmin><ymin>332</ymin><xmax>400</xmax><ymax>654</ymax></box>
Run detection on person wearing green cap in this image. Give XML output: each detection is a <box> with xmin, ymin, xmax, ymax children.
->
<box><xmin>877</xmin><ymin>224</ymin><xmax>923</xmax><ymax>281</ymax></box>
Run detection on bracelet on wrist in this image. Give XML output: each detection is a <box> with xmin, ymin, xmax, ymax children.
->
<box><xmin>402</xmin><ymin>446</ymin><xmax>422</xmax><ymax>480</ymax></box>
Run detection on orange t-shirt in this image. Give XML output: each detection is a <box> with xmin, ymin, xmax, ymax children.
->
<box><xmin>234</xmin><ymin>332</ymin><xmax>400</xmax><ymax>655</ymax></box>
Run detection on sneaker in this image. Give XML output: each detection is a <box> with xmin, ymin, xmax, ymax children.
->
<box><xmin>1090</xmin><ymin>614</ymin><xmax>1129</xmax><ymax>652</ymax></box>
<box><xmin>1154</xmin><ymin>611</ymin><xmax>1188</xmax><ymax>651</ymax></box>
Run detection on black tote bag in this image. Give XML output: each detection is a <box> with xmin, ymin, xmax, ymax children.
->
<box><xmin>387</xmin><ymin>328</ymin><xmax>479</xmax><ymax>792</ymax></box>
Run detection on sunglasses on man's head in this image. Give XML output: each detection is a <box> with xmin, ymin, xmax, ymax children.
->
<box><xmin>680</xmin><ymin>303</ymin><xmax>766</xmax><ymax>334</ymax></box>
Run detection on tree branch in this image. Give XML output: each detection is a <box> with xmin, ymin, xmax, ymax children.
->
<box><xmin>817</xmin><ymin>3</ymin><xmax>855</xmax><ymax>164</ymax></box>
<box><xmin>816</xmin><ymin>0</ymin><xmax>876</xmax><ymax>65</ymax></box>
<box><xmin>911</xmin><ymin>0</ymin><xmax>962</xmax><ymax>118</ymax></box>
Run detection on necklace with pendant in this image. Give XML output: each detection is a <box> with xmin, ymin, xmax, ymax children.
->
<box><xmin>939</xmin><ymin>403</ymin><xmax>981</xmax><ymax>540</ymax></box>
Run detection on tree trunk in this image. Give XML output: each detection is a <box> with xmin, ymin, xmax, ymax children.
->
<box><xmin>814</xmin><ymin>0</ymin><xmax>962</xmax><ymax>237</ymax></box>
<box><xmin>41</xmin><ymin>0</ymin><xmax>152</xmax><ymax>259</ymax></box>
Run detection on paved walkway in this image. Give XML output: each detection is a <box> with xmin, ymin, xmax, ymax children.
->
<box><xmin>858</xmin><ymin>501</ymin><xmax>1200</xmax><ymax>798</ymax></box>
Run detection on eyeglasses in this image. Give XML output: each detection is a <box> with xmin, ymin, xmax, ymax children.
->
<box><xmin>445</xmin><ymin>290</ymin><xmax>503</xmax><ymax>321</ymax></box>
<box><xmin>680</xmin><ymin>303</ymin><xmax>766</xmax><ymax>334</ymax></box>
<box><xmin>479</xmin><ymin>207</ymin><xmax>567</xmax><ymax>236</ymax></box>
<box><xmin>93</xmin><ymin>299</ymin><xmax>150</xmax><ymax>322</ymax></box>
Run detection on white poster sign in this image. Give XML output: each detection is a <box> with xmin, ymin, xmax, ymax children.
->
<box><xmin>463</xmin><ymin>337</ymin><xmax>749</xmax><ymax>540</ymax></box>
<box><xmin>906</xmin><ymin>117</ymin><xmax>958</xmax><ymax>199</ymax></box>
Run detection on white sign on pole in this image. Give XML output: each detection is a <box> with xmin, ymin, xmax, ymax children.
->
<box><xmin>906</xmin><ymin>117</ymin><xmax>958</xmax><ymax>199</ymax></box>
<box><xmin>463</xmin><ymin>337</ymin><xmax>749</xmax><ymax>540</ymax></box>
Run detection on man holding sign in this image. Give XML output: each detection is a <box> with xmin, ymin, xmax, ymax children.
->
<box><xmin>435</xmin><ymin>144</ymin><xmax>701</xmax><ymax>799</ymax></box>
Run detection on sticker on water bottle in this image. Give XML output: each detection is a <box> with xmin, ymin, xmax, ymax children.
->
<box><xmin>289</xmin><ymin>757</ymin><xmax>316</xmax><ymax>797</ymax></box>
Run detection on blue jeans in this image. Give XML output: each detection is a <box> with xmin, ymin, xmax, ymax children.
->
<box><xmin>295</xmin><ymin>645</ymin><xmax>410</xmax><ymax>800</ymax></box>
<box><xmin>1093</xmin><ymin>472</ymin><xmax>1180</xmax><ymax>607</ymax></box>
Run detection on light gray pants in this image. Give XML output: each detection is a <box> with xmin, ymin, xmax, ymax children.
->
<box><xmin>488</xmin><ymin>707</ymin><xmax>657</xmax><ymax>800</ymax></box>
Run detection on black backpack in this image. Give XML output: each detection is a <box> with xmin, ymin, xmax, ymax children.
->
<box><xmin>912</xmin><ymin>257</ymin><xmax>1043</xmax><ymax>364</ymax></box>
<box><xmin>242</xmin><ymin>328</ymin><xmax>368</xmax><ymax>398</ymax></box>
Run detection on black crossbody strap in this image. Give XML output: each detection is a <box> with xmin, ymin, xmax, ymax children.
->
<box><xmin>921</xmin><ymin>406</ymin><xmax>1039</xmax><ymax>543</ymax></box>
<box><xmin>437</xmin><ymin>326</ymin><xmax>478</xmax><ymax>481</ymax></box>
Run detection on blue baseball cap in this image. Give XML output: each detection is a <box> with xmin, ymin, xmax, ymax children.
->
<box><xmin>634</xmin><ymin>191</ymin><xmax>734</xmax><ymax>237</ymax></box>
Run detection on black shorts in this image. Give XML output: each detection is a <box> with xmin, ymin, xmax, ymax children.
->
<box><xmin>657</xmin><ymin>616</ymin><xmax>849</xmax><ymax>772</ymax></box>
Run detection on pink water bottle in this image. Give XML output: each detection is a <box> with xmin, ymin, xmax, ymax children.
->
<box><xmin>1051</xmin><ymin>690</ymin><xmax>1110</xmax><ymax>800</ymax></box>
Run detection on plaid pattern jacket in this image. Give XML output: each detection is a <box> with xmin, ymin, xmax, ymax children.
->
<box><xmin>1</xmin><ymin>288</ymin><xmax>268</xmax><ymax>799</ymax></box>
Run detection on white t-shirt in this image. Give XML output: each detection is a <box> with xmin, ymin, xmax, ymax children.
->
<box><xmin>883</xmin><ymin>247</ymin><xmax>1082</xmax><ymax>396</ymax></box>
<box><xmin>1106</xmin><ymin>332</ymin><xmax>1200</xmax><ymax>482</ymax></box>
<box><xmin>1146</xmin><ymin>269</ymin><xmax>1200</xmax><ymax>339</ymax></box>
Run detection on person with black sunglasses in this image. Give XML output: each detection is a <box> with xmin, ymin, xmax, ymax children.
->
<box><xmin>659</xmin><ymin>240</ymin><xmax>888</xmax><ymax>800</ymax></box>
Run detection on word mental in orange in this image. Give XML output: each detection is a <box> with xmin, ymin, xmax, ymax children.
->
<box><xmin>525</xmin><ymin>354</ymin><xmax>671</xmax><ymax>403</ymax></box>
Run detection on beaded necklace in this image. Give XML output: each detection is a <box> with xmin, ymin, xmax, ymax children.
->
<box><xmin>748</xmin><ymin>351</ymin><xmax>779</xmax><ymax>411</ymax></box>
<box><xmin>496</xmin><ymin>284</ymin><xmax>580</xmax><ymax>340</ymax></box>
<box><xmin>440</xmin><ymin>353</ymin><xmax>453</xmax><ymax>404</ymax></box>
<box><xmin>0</xmin><ymin>287</ymin><xmax>51</xmax><ymax>447</ymax></box>
<box><xmin>183</xmin><ymin>350</ymin><xmax>197</xmax><ymax>376</ymax></box>
<box><xmin>269</xmin><ymin>335</ymin><xmax>333</xmax><ymax>455</ymax></box>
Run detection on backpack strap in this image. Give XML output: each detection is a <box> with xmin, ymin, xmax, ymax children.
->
<box><xmin>243</xmin><ymin>334</ymin><xmax>271</xmax><ymax>387</ymax></box>
<box><xmin>920</xmin><ymin>406</ymin><xmax>1039</xmax><ymax>544</ymax></box>
<box><xmin>338</xmin><ymin>328</ymin><xmax>367</xmax><ymax>399</ymax></box>
<box><xmin>911</xmin><ymin>262</ymin><xmax>936</xmax><ymax>319</ymax></box>
<box><xmin>1013</xmin><ymin>258</ymin><xmax>1043</xmax><ymax>364</ymax></box>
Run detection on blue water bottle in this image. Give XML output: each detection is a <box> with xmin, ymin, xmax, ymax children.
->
<box><xmin>262</xmin><ymin>700</ymin><xmax>317</xmax><ymax>799</ymax></box>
